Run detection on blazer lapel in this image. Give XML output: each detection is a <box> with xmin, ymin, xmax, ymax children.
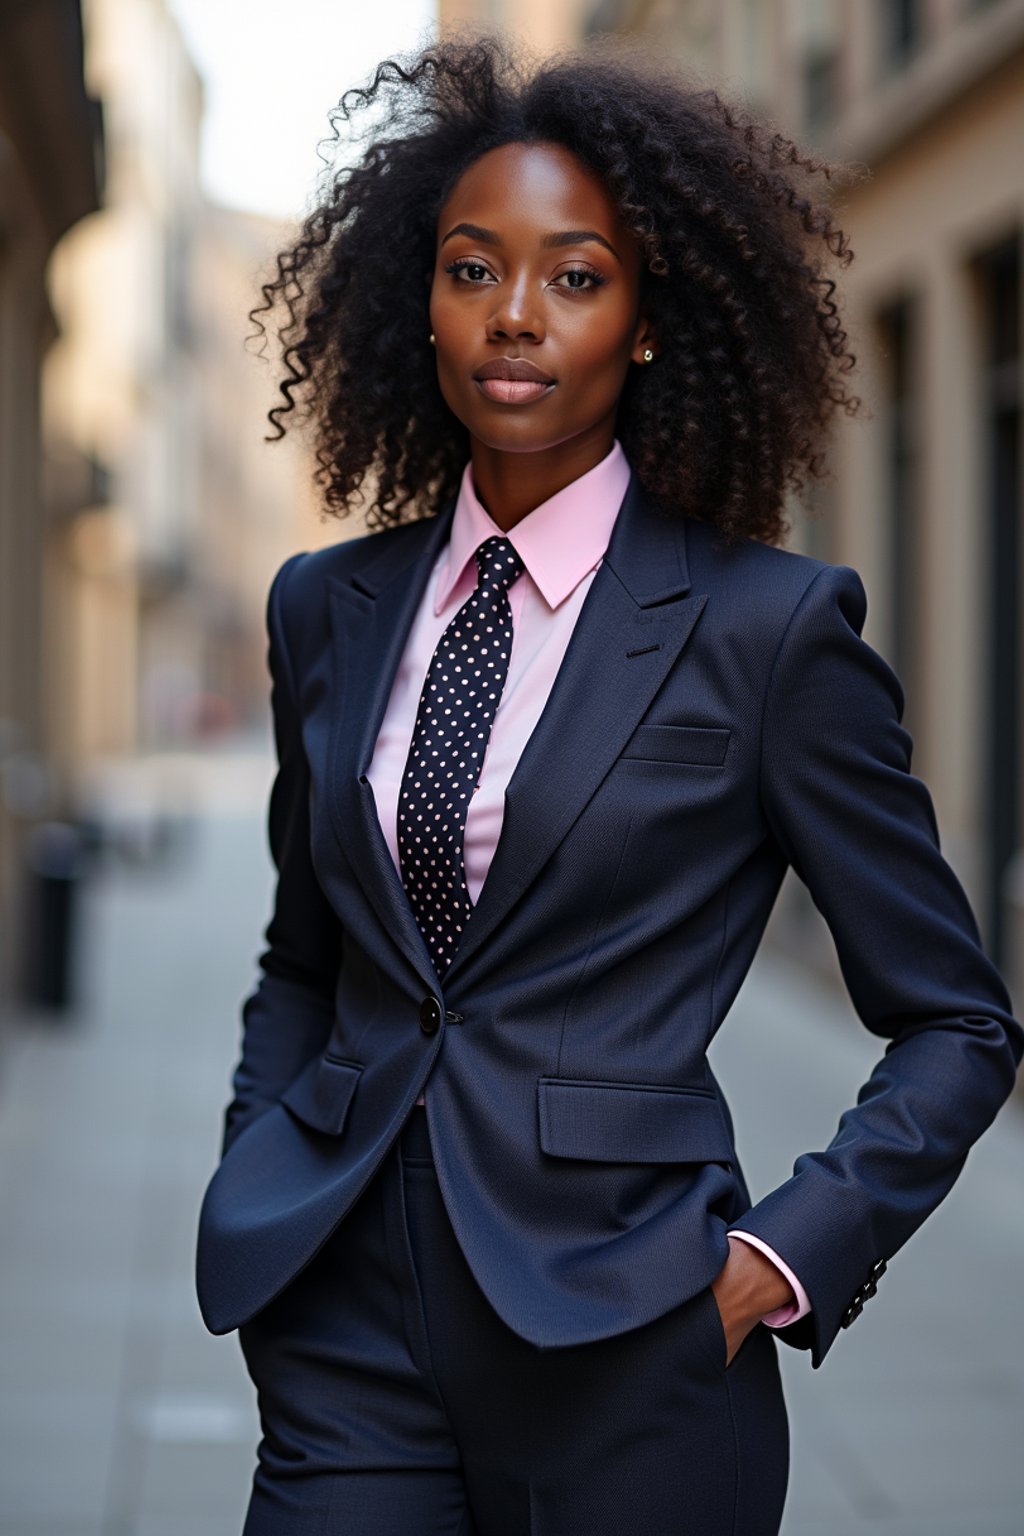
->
<box><xmin>442</xmin><ymin>473</ymin><xmax>707</xmax><ymax>987</ymax></box>
<box><xmin>325</xmin><ymin>493</ymin><xmax>458</xmax><ymax>984</ymax></box>
<box><xmin>324</xmin><ymin>472</ymin><xmax>709</xmax><ymax>992</ymax></box>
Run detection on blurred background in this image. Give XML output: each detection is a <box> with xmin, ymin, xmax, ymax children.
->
<box><xmin>0</xmin><ymin>1</ymin><xmax>1021</xmax><ymax>1532</ymax></box>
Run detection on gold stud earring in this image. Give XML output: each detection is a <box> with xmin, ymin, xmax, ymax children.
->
<box><xmin>643</xmin><ymin>347</ymin><xmax>654</xmax><ymax>363</ymax></box>
<box><xmin>429</xmin><ymin>333</ymin><xmax>436</xmax><ymax>345</ymax></box>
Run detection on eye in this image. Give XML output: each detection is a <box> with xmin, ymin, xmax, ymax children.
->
<box><xmin>443</xmin><ymin>258</ymin><xmax>494</xmax><ymax>284</ymax></box>
<box><xmin>553</xmin><ymin>265</ymin><xmax>607</xmax><ymax>292</ymax></box>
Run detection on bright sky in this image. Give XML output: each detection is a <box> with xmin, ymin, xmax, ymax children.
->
<box><xmin>166</xmin><ymin>0</ymin><xmax>438</xmax><ymax>219</ymax></box>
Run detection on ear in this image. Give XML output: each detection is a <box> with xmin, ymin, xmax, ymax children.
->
<box><xmin>630</xmin><ymin>317</ymin><xmax>660</xmax><ymax>365</ymax></box>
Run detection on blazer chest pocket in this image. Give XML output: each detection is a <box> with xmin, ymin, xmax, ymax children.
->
<box><xmin>618</xmin><ymin>723</ymin><xmax>731</xmax><ymax>767</ymax></box>
<box><xmin>280</xmin><ymin>1053</ymin><xmax>364</xmax><ymax>1136</ymax></box>
<box><xmin>537</xmin><ymin>1077</ymin><xmax>735</xmax><ymax>1164</ymax></box>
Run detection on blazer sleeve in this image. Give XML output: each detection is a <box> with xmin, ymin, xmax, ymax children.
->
<box><xmin>220</xmin><ymin>552</ymin><xmax>343</xmax><ymax>1160</ymax></box>
<box><xmin>735</xmin><ymin>562</ymin><xmax>1023</xmax><ymax>1369</ymax></box>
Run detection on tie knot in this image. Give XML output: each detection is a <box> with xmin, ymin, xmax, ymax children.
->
<box><xmin>475</xmin><ymin>536</ymin><xmax>525</xmax><ymax>595</ymax></box>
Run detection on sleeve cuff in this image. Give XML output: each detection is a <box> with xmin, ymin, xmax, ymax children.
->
<box><xmin>726</xmin><ymin>1229</ymin><xmax>813</xmax><ymax>1327</ymax></box>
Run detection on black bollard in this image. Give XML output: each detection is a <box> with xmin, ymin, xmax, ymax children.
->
<box><xmin>22</xmin><ymin>821</ymin><xmax>88</xmax><ymax>1012</ymax></box>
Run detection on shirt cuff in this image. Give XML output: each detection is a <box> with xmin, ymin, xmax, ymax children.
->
<box><xmin>726</xmin><ymin>1229</ymin><xmax>813</xmax><ymax>1327</ymax></box>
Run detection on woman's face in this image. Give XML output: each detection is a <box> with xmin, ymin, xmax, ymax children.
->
<box><xmin>429</xmin><ymin>140</ymin><xmax>656</xmax><ymax>458</ymax></box>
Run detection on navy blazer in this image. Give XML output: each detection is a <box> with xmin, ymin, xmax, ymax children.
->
<box><xmin>195</xmin><ymin>471</ymin><xmax>1022</xmax><ymax>1369</ymax></box>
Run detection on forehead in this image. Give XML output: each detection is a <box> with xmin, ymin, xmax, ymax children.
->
<box><xmin>437</xmin><ymin>140</ymin><xmax>625</xmax><ymax>237</ymax></box>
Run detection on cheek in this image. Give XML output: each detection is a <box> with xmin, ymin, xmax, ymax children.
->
<box><xmin>558</xmin><ymin>304</ymin><xmax>635</xmax><ymax>369</ymax></box>
<box><xmin>428</xmin><ymin>282</ymin><xmax>460</xmax><ymax>341</ymax></box>
<box><xmin>570</xmin><ymin>340</ymin><xmax>629</xmax><ymax>378</ymax></box>
<box><xmin>557</xmin><ymin>337</ymin><xmax>632</xmax><ymax>406</ymax></box>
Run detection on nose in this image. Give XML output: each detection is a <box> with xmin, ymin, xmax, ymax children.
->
<box><xmin>485</xmin><ymin>271</ymin><xmax>545</xmax><ymax>343</ymax></box>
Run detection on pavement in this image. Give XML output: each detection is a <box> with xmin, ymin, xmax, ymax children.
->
<box><xmin>0</xmin><ymin>744</ymin><xmax>1022</xmax><ymax>1535</ymax></box>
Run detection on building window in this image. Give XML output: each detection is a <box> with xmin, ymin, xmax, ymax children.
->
<box><xmin>972</xmin><ymin>233</ymin><xmax>1021</xmax><ymax>970</ymax></box>
<box><xmin>803</xmin><ymin>44</ymin><xmax>840</xmax><ymax>135</ymax></box>
<box><xmin>875</xmin><ymin>292</ymin><xmax>922</xmax><ymax>743</ymax></box>
<box><xmin>798</xmin><ymin>0</ymin><xmax>843</xmax><ymax>134</ymax></box>
<box><xmin>878</xmin><ymin>0</ymin><xmax>922</xmax><ymax>75</ymax></box>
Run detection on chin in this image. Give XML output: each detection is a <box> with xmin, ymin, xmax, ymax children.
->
<box><xmin>477</xmin><ymin>437</ymin><xmax>571</xmax><ymax>460</ymax></box>
<box><xmin>460</xmin><ymin>413</ymin><xmax>575</xmax><ymax>456</ymax></box>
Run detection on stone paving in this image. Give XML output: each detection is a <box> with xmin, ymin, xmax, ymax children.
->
<box><xmin>0</xmin><ymin>746</ymin><xmax>1021</xmax><ymax>1534</ymax></box>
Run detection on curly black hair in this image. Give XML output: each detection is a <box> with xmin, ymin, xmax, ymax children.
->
<box><xmin>249</xmin><ymin>28</ymin><xmax>868</xmax><ymax>546</ymax></box>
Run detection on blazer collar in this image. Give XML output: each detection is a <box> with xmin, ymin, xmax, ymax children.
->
<box><xmin>343</xmin><ymin>465</ymin><xmax>692</xmax><ymax>610</ymax></box>
<box><xmin>324</xmin><ymin>469</ymin><xmax>704</xmax><ymax>994</ymax></box>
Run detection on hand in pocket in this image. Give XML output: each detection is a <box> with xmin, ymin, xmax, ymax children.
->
<box><xmin>710</xmin><ymin>1235</ymin><xmax>793</xmax><ymax>1367</ymax></box>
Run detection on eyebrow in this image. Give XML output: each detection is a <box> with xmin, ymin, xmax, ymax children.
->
<box><xmin>439</xmin><ymin>222</ymin><xmax>621</xmax><ymax>264</ymax></box>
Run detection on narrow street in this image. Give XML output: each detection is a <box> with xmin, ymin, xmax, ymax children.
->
<box><xmin>1</xmin><ymin>746</ymin><xmax>1021</xmax><ymax>1535</ymax></box>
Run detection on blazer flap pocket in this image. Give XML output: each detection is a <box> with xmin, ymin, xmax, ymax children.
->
<box><xmin>619</xmin><ymin>723</ymin><xmax>731</xmax><ymax>765</ymax></box>
<box><xmin>280</xmin><ymin>1053</ymin><xmax>364</xmax><ymax>1135</ymax></box>
<box><xmin>538</xmin><ymin>1077</ymin><xmax>735</xmax><ymax>1164</ymax></box>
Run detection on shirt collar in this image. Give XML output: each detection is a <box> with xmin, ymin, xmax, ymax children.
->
<box><xmin>434</xmin><ymin>438</ymin><xmax>633</xmax><ymax>615</ymax></box>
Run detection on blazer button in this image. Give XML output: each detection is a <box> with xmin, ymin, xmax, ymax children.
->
<box><xmin>419</xmin><ymin>996</ymin><xmax>442</xmax><ymax>1035</ymax></box>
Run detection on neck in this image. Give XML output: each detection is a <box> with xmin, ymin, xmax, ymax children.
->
<box><xmin>469</xmin><ymin>427</ymin><xmax>616</xmax><ymax>531</ymax></box>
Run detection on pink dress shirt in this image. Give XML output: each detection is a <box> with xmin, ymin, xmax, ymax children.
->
<box><xmin>366</xmin><ymin>438</ymin><xmax>811</xmax><ymax>1330</ymax></box>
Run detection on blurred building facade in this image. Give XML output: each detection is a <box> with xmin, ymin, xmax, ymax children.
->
<box><xmin>43</xmin><ymin>0</ymin><xmax>205</xmax><ymax>768</ymax></box>
<box><xmin>1</xmin><ymin>0</ymin><xmax>348</xmax><ymax>1036</ymax></box>
<box><xmin>440</xmin><ymin>0</ymin><xmax>595</xmax><ymax>51</ymax></box>
<box><xmin>0</xmin><ymin>1</ymin><xmax>103</xmax><ymax>1029</ymax></box>
<box><xmin>189</xmin><ymin>203</ymin><xmax>338</xmax><ymax>735</ymax></box>
<box><xmin>444</xmin><ymin>0</ymin><xmax>1024</xmax><ymax>1021</ymax></box>
<box><xmin>45</xmin><ymin>0</ymin><xmax>333</xmax><ymax>763</ymax></box>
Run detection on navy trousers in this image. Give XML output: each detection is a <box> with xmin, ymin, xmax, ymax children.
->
<box><xmin>237</xmin><ymin>1105</ymin><xmax>790</xmax><ymax>1534</ymax></box>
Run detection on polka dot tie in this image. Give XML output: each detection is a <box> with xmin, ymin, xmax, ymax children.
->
<box><xmin>397</xmin><ymin>535</ymin><xmax>526</xmax><ymax>979</ymax></box>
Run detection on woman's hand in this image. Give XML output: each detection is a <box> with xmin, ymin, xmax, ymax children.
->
<box><xmin>710</xmin><ymin>1235</ymin><xmax>796</xmax><ymax>1367</ymax></box>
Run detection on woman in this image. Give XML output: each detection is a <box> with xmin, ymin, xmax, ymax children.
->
<box><xmin>195</xmin><ymin>32</ymin><xmax>1023</xmax><ymax>1535</ymax></box>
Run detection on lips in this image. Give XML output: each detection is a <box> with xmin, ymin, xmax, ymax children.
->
<box><xmin>473</xmin><ymin>356</ymin><xmax>556</xmax><ymax>405</ymax></box>
<box><xmin>474</xmin><ymin>357</ymin><xmax>555</xmax><ymax>384</ymax></box>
